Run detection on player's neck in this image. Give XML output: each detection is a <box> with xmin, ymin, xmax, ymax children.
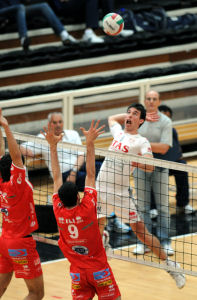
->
<box><xmin>124</xmin><ymin>128</ymin><xmax>138</xmax><ymax>135</ymax></box>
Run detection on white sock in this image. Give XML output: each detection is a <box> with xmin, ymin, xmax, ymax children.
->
<box><xmin>20</xmin><ymin>37</ymin><xmax>26</xmax><ymax>45</ymax></box>
<box><xmin>60</xmin><ymin>30</ymin><xmax>68</xmax><ymax>41</ymax></box>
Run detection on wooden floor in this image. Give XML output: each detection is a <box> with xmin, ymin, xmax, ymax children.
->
<box><xmin>3</xmin><ymin>254</ymin><xmax>197</xmax><ymax>300</ymax></box>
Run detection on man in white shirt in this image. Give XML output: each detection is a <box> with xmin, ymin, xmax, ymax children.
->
<box><xmin>95</xmin><ymin>103</ymin><xmax>185</xmax><ymax>289</ymax></box>
<box><xmin>20</xmin><ymin>112</ymin><xmax>85</xmax><ymax>189</ymax></box>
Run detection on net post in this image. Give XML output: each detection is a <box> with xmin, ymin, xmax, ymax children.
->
<box><xmin>62</xmin><ymin>95</ymin><xmax>74</xmax><ymax>130</ymax></box>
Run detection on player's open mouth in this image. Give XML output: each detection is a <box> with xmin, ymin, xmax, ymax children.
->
<box><xmin>126</xmin><ymin>120</ymin><xmax>131</xmax><ymax>124</ymax></box>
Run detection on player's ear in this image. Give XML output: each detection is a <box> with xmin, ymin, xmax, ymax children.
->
<box><xmin>139</xmin><ymin>119</ymin><xmax>144</xmax><ymax>126</ymax></box>
<box><xmin>77</xmin><ymin>193</ymin><xmax>80</xmax><ymax>204</ymax></box>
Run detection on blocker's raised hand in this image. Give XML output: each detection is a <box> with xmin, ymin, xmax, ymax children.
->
<box><xmin>80</xmin><ymin>120</ymin><xmax>105</xmax><ymax>143</ymax></box>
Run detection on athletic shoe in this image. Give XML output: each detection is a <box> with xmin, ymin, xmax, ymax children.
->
<box><xmin>21</xmin><ymin>36</ymin><xmax>30</xmax><ymax>52</ymax></box>
<box><xmin>162</xmin><ymin>243</ymin><xmax>174</xmax><ymax>256</ymax></box>
<box><xmin>102</xmin><ymin>230</ymin><xmax>113</xmax><ymax>257</ymax></box>
<box><xmin>119</xmin><ymin>29</ymin><xmax>134</xmax><ymax>37</ymax></box>
<box><xmin>62</xmin><ymin>34</ymin><xmax>77</xmax><ymax>45</ymax></box>
<box><xmin>185</xmin><ymin>204</ymin><xmax>195</xmax><ymax>214</ymax></box>
<box><xmin>133</xmin><ymin>244</ymin><xmax>151</xmax><ymax>255</ymax></box>
<box><xmin>150</xmin><ymin>209</ymin><xmax>158</xmax><ymax>219</ymax></box>
<box><xmin>166</xmin><ymin>259</ymin><xmax>186</xmax><ymax>289</ymax></box>
<box><xmin>82</xmin><ymin>29</ymin><xmax>104</xmax><ymax>44</ymax></box>
<box><xmin>107</xmin><ymin>212</ymin><xmax>131</xmax><ymax>233</ymax></box>
<box><xmin>177</xmin><ymin>204</ymin><xmax>195</xmax><ymax>215</ymax></box>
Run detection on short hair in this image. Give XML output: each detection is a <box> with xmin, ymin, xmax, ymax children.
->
<box><xmin>145</xmin><ymin>90</ymin><xmax>160</xmax><ymax>99</ymax></box>
<box><xmin>158</xmin><ymin>105</ymin><xmax>173</xmax><ymax>117</ymax></box>
<box><xmin>0</xmin><ymin>154</ymin><xmax>12</xmax><ymax>182</ymax></box>
<box><xmin>127</xmin><ymin>103</ymin><xmax>146</xmax><ymax>127</ymax></box>
<box><xmin>58</xmin><ymin>181</ymin><xmax>78</xmax><ymax>207</ymax></box>
<box><xmin>48</xmin><ymin>112</ymin><xmax>63</xmax><ymax>123</ymax></box>
<box><xmin>0</xmin><ymin>154</ymin><xmax>25</xmax><ymax>182</ymax></box>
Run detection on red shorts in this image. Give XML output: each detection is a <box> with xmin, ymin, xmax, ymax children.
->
<box><xmin>70</xmin><ymin>264</ymin><xmax>121</xmax><ymax>300</ymax></box>
<box><xmin>0</xmin><ymin>236</ymin><xmax>42</xmax><ymax>279</ymax></box>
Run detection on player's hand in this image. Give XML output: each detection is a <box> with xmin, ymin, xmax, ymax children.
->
<box><xmin>80</xmin><ymin>120</ymin><xmax>105</xmax><ymax>143</ymax></box>
<box><xmin>41</xmin><ymin>124</ymin><xmax>63</xmax><ymax>146</ymax></box>
<box><xmin>0</xmin><ymin>108</ymin><xmax>8</xmax><ymax>128</ymax></box>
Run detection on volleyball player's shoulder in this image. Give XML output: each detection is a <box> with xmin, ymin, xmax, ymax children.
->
<box><xmin>137</xmin><ymin>134</ymin><xmax>149</xmax><ymax>144</ymax></box>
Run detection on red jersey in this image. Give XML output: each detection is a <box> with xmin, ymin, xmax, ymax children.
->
<box><xmin>53</xmin><ymin>187</ymin><xmax>107</xmax><ymax>269</ymax></box>
<box><xmin>0</xmin><ymin>163</ymin><xmax>38</xmax><ymax>238</ymax></box>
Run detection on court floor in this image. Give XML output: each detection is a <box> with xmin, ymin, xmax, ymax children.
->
<box><xmin>3</xmin><ymin>237</ymin><xmax>197</xmax><ymax>300</ymax></box>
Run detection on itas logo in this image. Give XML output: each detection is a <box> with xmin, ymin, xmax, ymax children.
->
<box><xmin>8</xmin><ymin>249</ymin><xmax>27</xmax><ymax>257</ymax></box>
<box><xmin>93</xmin><ymin>268</ymin><xmax>111</xmax><ymax>280</ymax></box>
<box><xmin>110</xmin><ymin>140</ymin><xmax>129</xmax><ymax>153</ymax></box>
<box><xmin>70</xmin><ymin>273</ymin><xmax>80</xmax><ymax>282</ymax></box>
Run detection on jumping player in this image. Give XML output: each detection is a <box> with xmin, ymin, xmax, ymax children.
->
<box><xmin>0</xmin><ymin>109</ymin><xmax>44</xmax><ymax>299</ymax></box>
<box><xmin>96</xmin><ymin>103</ymin><xmax>186</xmax><ymax>289</ymax></box>
<box><xmin>42</xmin><ymin>120</ymin><xmax>121</xmax><ymax>300</ymax></box>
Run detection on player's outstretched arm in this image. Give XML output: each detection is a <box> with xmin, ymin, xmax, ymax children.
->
<box><xmin>41</xmin><ymin>124</ymin><xmax>63</xmax><ymax>193</ymax></box>
<box><xmin>0</xmin><ymin>108</ymin><xmax>23</xmax><ymax>168</ymax></box>
<box><xmin>80</xmin><ymin>120</ymin><xmax>105</xmax><ymax>188</ymax></box>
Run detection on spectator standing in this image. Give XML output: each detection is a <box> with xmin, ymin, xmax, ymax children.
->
<box><xmin>150</xmin><ymin>104</ymin><xmax>195</xmax><ymax>215</ymax></box>
<box><xmin>0</xmin><ymin>108</ymin><xmax>44</xmax><ymax>299</ymax></box>
<box><xmin>133</xmin><ymin>90</ymin><xmax>174</xmax><ymax>256</ymax></box>
<box><xmin>42</xmin><ymin>119</ymin><xmax>122</xmax><ymax>299</ymax></box>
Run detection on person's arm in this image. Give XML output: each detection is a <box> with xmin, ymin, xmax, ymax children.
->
<box><xmin>108</xmin><ymin>113</ymin><xmax>127</xmax><ymax>127</ymax></box>
<box><xmin>0</xmin><ymin>109</ymin><xmax>23</xmax><ymax>168</ymax></box>
<box><xmin>0</xmin><ymin>127</ymin><xmax>5</xmax><ymax>157</ymax></box>
<box><xmin>150</xmin><ymin>142</ymin><xmax>170</xmax><ymax>154</ymax></box>
<box><xmin>41</xmin><ymin>124</ymin><xmax>63</xmax><ymax>193</ymax></box>
<box><xmin>80</xmin><ymin>121</ymin><xmax>105</xmax><ymax>188</ymax></box>
<box><xmin>132</xmin><ymin>154</ymin><xmax>154</xmax><ymax>172</ymax></box>
<box><xmin>66</xmin><ymin>154</ymin><xmax>84</xmax><ymax>183</ymax></box>
<box><xmin>20</xmin><ymin>145</ymin><xmax>35</xmax><ymax>157</ymax></box>
<box><xmin>151</xmin><ymin>116</ymin><xmax>172</xmax><ymax>154</ymax></box>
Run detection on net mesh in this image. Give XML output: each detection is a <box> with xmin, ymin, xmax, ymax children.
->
<box><xmin>1</xmin><ymin>131</ymin><xmax>197</xmax><ymax>276</ymax></box>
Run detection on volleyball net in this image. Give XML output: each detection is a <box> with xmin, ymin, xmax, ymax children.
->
<box><xmin>1</xmin><ymin>131</ymin><xmax>197</xmax><ymax>276</ymax></box>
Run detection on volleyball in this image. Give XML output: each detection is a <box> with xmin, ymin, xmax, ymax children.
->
<box><xmin>102</xmin><ymin>13</ymin><xmax>124</xmax><ymax>36</ymax></box>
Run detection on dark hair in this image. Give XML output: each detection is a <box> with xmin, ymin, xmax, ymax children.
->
<box><xmin>0</xmin><ymin>154</ymin><xmax>12</xmax><ymax>182</ymax></box>
<box><xmin>158</xmin><ymin>105</ymin><xmax>173</xmax><ymax>117</ymax></box>
<box><xmin>58</xmin><ymin>181</ymin><xmax>78</xmax><ymax>207</ymax></box>
<box><xmin>0</xmin><ymin>154</ymin><xmax>25</xmax><ymax>182</ymax></box>
<box><xmin>127</xmin><ymin>103</ymin><xmax>146</xmax><ymax>127</ymax></box>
